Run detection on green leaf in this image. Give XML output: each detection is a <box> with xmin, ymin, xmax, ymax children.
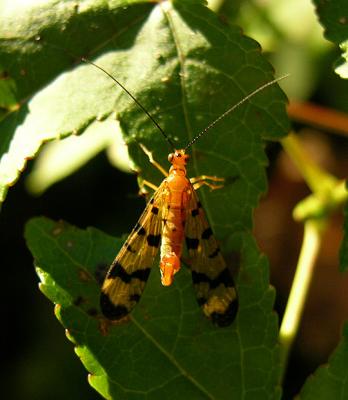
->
<box><xmin>25</xmin><ymin>117</ymin><xmax>131</xmax><ymax>196</ymax></box>
<box><xmin>25</xmin><ymin>216</ymin><xmax>281</xmax><ymax>399</ymax></box>
<box><xmin>0</xmin><ymin>0</ymin><xmax>288</xmax><ymax>207</ymax></box>
<box><xmin>20</xmin><ymin>2</ymin><xmax>289</xmax><ymax>396</ymax></box>
<box><xmin>0</xmin><ymin>0</ymin><xmax>154</xmax><ymax>202</ymax></box>
<box><xmin>299</xmin><ymin>324</ymin><xmax>348</xmax><ymax>399</ymax></box>
<box><xmin>313</xmin><ymin>0</ymin><xmax>348</xmax><ymax>78</ymax></box>
<box><xmin>340</xmin><ymin>181</ymin><xmax>348</xmax><ymax>272</ymax></box>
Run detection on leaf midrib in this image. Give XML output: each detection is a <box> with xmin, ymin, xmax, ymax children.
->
<box><xmin>131</xmin><ymin>315</ymin><xmax>215</xmax><ymax>399</ymax></box>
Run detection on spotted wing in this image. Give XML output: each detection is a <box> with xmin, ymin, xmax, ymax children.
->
<box><xmin>100</xmin><ymin>182</ymin><xmax>167</xmax><ymax>320</ymax></box>
<box><xmin>185</xmin><ymin>187</ymin><xmax>238</xmax><ymax>327</ymax></box>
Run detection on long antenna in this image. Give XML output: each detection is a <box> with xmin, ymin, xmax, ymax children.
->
<box><xmin>184</xmin><ymin>74</ymin><xmax>289</xmax><ymax>150</ymax></box>
<box><xmin>81</xmin><ymin>57</ymin><xmax>176</xmax><ymax>151</ymax></box>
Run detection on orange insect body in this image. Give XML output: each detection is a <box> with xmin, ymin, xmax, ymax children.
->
<box><xmin>100</xmin><ymin>145</ymin><xmax>237</xmax><ymax>326</ymax></box>
<box><xmin>159</xmin><ymin>150</ymin><xmax>190</xmax><ymax>286</ymax></box>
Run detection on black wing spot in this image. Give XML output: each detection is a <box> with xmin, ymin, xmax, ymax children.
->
<box><xmin>132</xmin><ymin>268</ymin><xmax>151</xmax><ymax>282</ymax></box>
<box><xmin>125</xmin><ymin>242</ymin><xmax>136</xmax><ymax>253</ymax></box>
<box><xmin>192</xmin><ymin>271</ymin><xmax>210</xmax><ymax>285</ymax></box>
<box><xmin>192</xmin><ymin>267</ymin><xmax>235</xmax><ymax>289</ymax></box>
<box><xmin>186</xmin><ymin>237</ymin><xmax>199</xmax><ymax>250</ymax></box>
<box><xmin>100</xmin><ymin>293</ymin><xmax>129</xmax><ymax>320</ymax></box>
<box><xmin>151</xmin><ymin>206</ymin><xmax>159</xmax><ymax>215</ymax></box>
<box><xmin>106</xmin><ymin>261</ymin><xmax>123</xmax><ymax>279</ymax></box>
<box><xmin>202</xmin><ymin>227</ymin><xmax>213</xmax><ymax>240</ymax></box>
<box><xmin>211</xmin><ymin>300</ymin><xmax>239</xmax><ymax>327</ymax></box>
<box><xmin>191</xmin><ymin>208</ymin><xmax>199</xmax><ymax>217</ymax></box>
<box><xmin>135</xmin><ymin>223</ymin><xmax>146</xmax><ymax>236</ymax></box>
<box><xmin>147</xmin><ymin>234</ymin><xmax>161</xmax><ymax>247</ymax></box>
<box><xmin>218</xmin><ymin>267</ymin><xmax>235</xmax><ymax>288</ymax></box>
<box><xmin>95</xmin><ymin>263</ymin><xmax>108</xmax><ymax>285</ymax></box>
<box><xmin>130</xmin><ymin>294</ymin><xmax>141</xmax><ymax>302</ymax></box>
<box><xmin>208</xmin><ymin>247</ymin><xmax>220</xmax><ymax>259</ymax></box>
<box><xmin>113</xmin><ymin>263</ymin><xmax>131</xmax><ymax>282</ymax></box>
<box><xmin>108</xmin><ymin>262</ymin><xmax>151</xmax><ymax>282</ymax></box>
<box><xmin>108</xmin><ymin>261</ymin><xmax>123</xmax><ymax>279</ymax></box>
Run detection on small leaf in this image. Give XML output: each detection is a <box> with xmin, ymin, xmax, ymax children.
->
<box><xmin>25</xmin><ymin>216</ymin><xmax>280</xmax><ymax>399</ymax></box>
<box><xmin>313</xmin><ymin>0</ymin><xmax>348</xmax><ymax>78</ymax></box>
<box><xmin>25</xmin><ymin>117</ymin><xmax>131</xmax><ymax>195</ymax></box>
<box><xmin>299</xmin><ymin>324</ymin><xmax>348</xmax><ymax>399</ymax></box>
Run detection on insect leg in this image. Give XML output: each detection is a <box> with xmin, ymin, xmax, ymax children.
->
<box><xmin>139</xmin><ymin>143</ymin><xmax>169</xmax><ymax>177</ymax></box>
<box><xmin>193</xmin><ymin>181</ymin><xmax>224</xmax><ymax>190</ymax></box>
<box><xmin>138</xmin><ymin>179</ymin><xmax>159</xmax><ymax>195</ymax></box>
<box><xmin>191</xmin><ymin>175</ymin><xmax>225</xmax><ymax>191</ymax></box>
<box><xmin>190</xmin><ymin>175</ymin><xmax>225</xmax><ymax>184</ymax></box>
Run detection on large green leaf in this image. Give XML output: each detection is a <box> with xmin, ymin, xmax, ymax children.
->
<box><xmin>313</xmin><ymin>0</ymin><xmax>348</xmax><ymax>78</ymax></box>
<box><xmin>25</xmin><ymin>216</ymin><xmax>281</xmax><ymax>399</ymax></box>
<box><xmin>299</xmin><ymin>323</ymin><xmax>348</xmax><ymax>399</ymax></box>
<box><xmin>20</xmin><ymin>1</ymin><xmax>289</xmax><ymax>398</ymax></box>
<box><xmin>0</xmin><ymin>0</ymin><xmax>288</xmax><ymax>208</ymax></box>
<box><xmin>0</xmin><ymin>0</ymin><xmax>153</xmax><ymax>201</ymax></box>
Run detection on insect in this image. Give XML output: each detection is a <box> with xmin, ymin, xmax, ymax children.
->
<box><xmin>89</xmin><ymin>58</ymin><xmax>286</xmax><ymax>326</ymax></box>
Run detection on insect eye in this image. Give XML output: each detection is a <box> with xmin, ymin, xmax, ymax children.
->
<box><xmin>177</xmin><ymin>153</ymin><xmax>182</xmax><ymax>158</ymax></box>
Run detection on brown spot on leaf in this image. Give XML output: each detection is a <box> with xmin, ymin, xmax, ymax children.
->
<box><xmin>78</xmin><ymin>268</ymin><xmax>93</xmax><ymax>282</ymax></box>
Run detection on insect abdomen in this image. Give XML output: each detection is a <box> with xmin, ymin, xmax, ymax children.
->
<box><xmin>160</xmin><ymin>204</ymin><xmax>185</xmax><ymax>286</ymax></box>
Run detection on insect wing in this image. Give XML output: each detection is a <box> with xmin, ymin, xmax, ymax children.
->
<box><xmin>185</xmin><ymin>187</ymin><xmax>238</xmax><ymax>327</ymax></box>
<box><xmin>100</xmin><ymin>183</ymin><xmax>166</xmax><ymax>320</ymax></box>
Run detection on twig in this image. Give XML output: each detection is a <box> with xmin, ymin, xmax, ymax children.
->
<box><xmin>279</xmin><ymin>219</ymin><xmax>324</xmax><ymax>374</ymax></box>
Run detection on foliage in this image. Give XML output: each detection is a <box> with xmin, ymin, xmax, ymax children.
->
<box><xmin>25</xmin><ymin>217</ymin><xmax>280</xmax><ymax>399</ymax></box>
<box><xmin>313</xmin><ymin>0</ymin><xmax>348</xmax><ymax>78</ymax></box>
<box><xmin>1</xmin><ymin>0</ymin><xmax>348</xmax><ymax>399</ymax></box>
<box><xmin>300</xmin><ymin>324</ymin><xmax>348</xmax><ymax>400</ymax></box>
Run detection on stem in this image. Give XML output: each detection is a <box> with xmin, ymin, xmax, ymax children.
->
<box><xmin>282</xmin><ymin>134</ymin><xmax>347</xmax><ymax>222</ymax></box>
<box><xmin>279</xmin><ymin>118</ymin><xmax>347</xmax><ymax>379</ymax></box>
<box><xmin>281</xmin><ymin>133</ymin><xmax>338</xmax><ymax>194</ymax></box>
<box><xmin>293</xmin><ymin>180</ymin><xmax>348</xmax><ymax>221</ymax></box>
<box><xmin>279</xmin><ymin>220</ymin><xmax>324</xmax><ymax>375</ymax></box>
<box><xmin>279</xmin><ymin>133</ymin><xmax>347</xmax><ymax>379</ymax></box>
<box><xmin>287</xmin><ymin>101</ymin><xmax>348</xmax><ymax>138</ymax></box>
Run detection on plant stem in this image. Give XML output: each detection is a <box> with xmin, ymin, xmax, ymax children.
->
<box><xmin>287</xmin><ymin>101</ymin><xmax>348</xmax><ymax>137</ymax></box>
<box><xmin>279</xmin><ymin>219</ymin><xmax>324</xmax><ymax>375</ymax></box>
<box><xmin>293</xmin><ymin>180</ymin><xmax>348</xmax><ymax>221</ymax></box>
<box><xmin>279</xmin><ymin>133</ymin><xmax>347</xmax><ymax>378</ymax></box>
<box><xmin>281</xmin><ymin>133</ymin><xmax>338</xmax><ymax>194</ymax></box>
<box><xmin>282</xmin><ymin>133</ymin><xmax>347</xmax><ymax>221</ymax></box>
